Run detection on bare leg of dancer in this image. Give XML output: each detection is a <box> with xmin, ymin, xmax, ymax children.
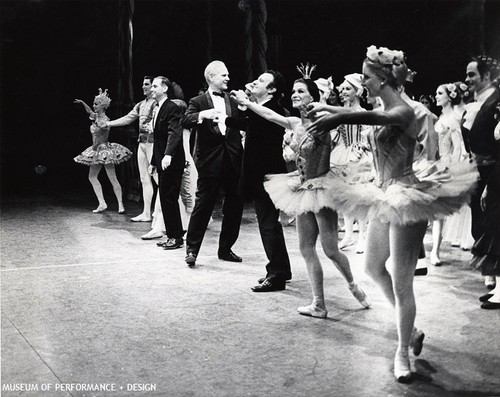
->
<box><xmin>104</xmin><ymin>164</ymin><xmax>124</xmax><ymax>213</ymax></box>
<box><xmin>88</xmin><ymin>164</ymin><xmax>107</xmax><ymax>212</ymax></box>
<box><xmin>430</xmin><ymin>219</ymin><xmax>443</xmax><ymax>265</ymax></box>
<box><xmin>365</xmin><ymin>218</ymin><xmax>427</xmax><ymax>382</ymax></box>
<box><xmin>339</xmin><ymin>215</ymin><xmax>356</xmax><ymax>249</ymax></box>
<box><xmin>318</xmin><ymin>209</ymin><xmax>370</xmax><ymax>308</ymax></box>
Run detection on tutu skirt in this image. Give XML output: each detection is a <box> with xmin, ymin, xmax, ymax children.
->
<box><xmin>74</xmin><ymin>142</ymin><xmax>132</xmax><ymax>166</ymax></box>
<box><xmin>264</xmin><ymin>159</ymin><xmax>478</xmax><ymax>224</ymax></box>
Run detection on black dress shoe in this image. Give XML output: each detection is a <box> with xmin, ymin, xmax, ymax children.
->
<box><xmin>251</xmin><ymin>279</ymin><xmax>285</xmax><ymax>292</ymax></box>
<box><xmin>479</xmin><ymin>293</ymin><xmax>493</xmax><ymax>302</ymax></box>
<box><xmin>414</xmin><ymin>267</ymin><xmax>428</xmax><ymax>276</ymax></box>
<box><xmin>218</xmin><ymin>250</ymin><xmax>242</xmax><ymax>262</ymax></box>
<box><xmin>481</xmin><ymin>301</ymin><xmax>500</xmax><ymax>310</ymax></box>
<box><xmin>185</xmin><ymin>252</ymin><xmax>197</xmax><ymax>267</ymax></box>
<box><xmin>162</xmin><ymin>238</ymin><xmax>184</xmax><ymax>250</ymax></box>
<box><xmin>258</xmin><ymin>276</ymin><xmax>291</xmax><ymax>284</ymax></box>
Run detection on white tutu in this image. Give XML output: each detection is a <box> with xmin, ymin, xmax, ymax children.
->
<box><xmin>340</xmin><ymin>160</ymin><xmax>479</xmax><ymax>225</ymax></box>
<box><xmin>264</xmin><ymin>160</ymin><xmax>478</xmax><ymax>224</ymax></box>
<box><xmin>263</xmin><ymin>162</ymin><xmax>373</xmax><ymax>216</ymax></box>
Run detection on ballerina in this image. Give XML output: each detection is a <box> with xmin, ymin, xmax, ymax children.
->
<box><xmin>230</xmin><ymin>64</ymin><xmax>371</xmax><ymax>318</ymax></box>
<box><xmin>331</xmin><ymin>73</ymin><xmax>372</xmax><ymax>253</ymax></box>
<box><xmin>430</xmin><ymin>82</ymin><xmax>474</xmax><ymax>264</ymax></box>
<box><xmin>74</xmin><ymin>88</ymin><xmax>132</xmax><ymax>213</ymax></box>
<box><xmin>306</xmin><ymin>45</ymin><xmax>478</xmax><ymax>382</ymax></box>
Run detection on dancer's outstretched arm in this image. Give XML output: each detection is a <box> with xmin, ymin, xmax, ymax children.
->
<box><xmin>230</xmin><ymin>90</ymin><xmax>296</xmax><ymax>130</ymax></box>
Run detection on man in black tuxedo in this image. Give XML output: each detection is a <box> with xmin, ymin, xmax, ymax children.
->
<box><xmin>149</xmin><ymin>76</ymin><xmax>185</xmax><ymax>250</ymax></box>
<box><xmin>461</xmin><ymin>55</ymin><xmax>500</xmax><ymax>241</ymax></box>
<box><xmin>225</xmin><ymin>71</ymin><xmax>292</xmax><ymax>292</ymax></box>
<box><xmin>181</xmin><ymin>61</ymin><xmax>244</xmax><ymax>266</ymax></box>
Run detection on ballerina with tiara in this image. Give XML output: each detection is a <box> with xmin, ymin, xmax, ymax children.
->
<box><xmin>306</xmin><ymin>46</ymin><xmax>478</xmax><ymax>383</ymax></box>
<box><xmin>230</xmin><ymin>63</ymin><xmax>371</xmax><ymax>319</ymax></box>
<box><xmin>74</xmin><ymin>88</ymin><xmax>132</xmax><ymax>213</ymax></box>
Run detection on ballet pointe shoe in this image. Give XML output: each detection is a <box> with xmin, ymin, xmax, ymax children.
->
<box><xmin>394</xmin><ymin>350</ymin><xmax>412</xmax><ymax>383</ymax></box>
<box><xmin>92</xmin><ymin>203</ymin><xmax>107</xmax><ymax>213</ymax></box>
<box><xmin>338</xmin><ymin>237</ymin><xmax>355</xmax><ymax>250</ymax></box>
<box><xmin>349</xmin><ymin>283</ymin><xmax>371</xmax><ymax>308</ymax></box>
<box><xmin>430</xmin><ymin>251</ymin><xmax>442</xmax><ymax>266</ymax></box>
<box><xmin>131</xmin><ymin>214</ymin><xmax>152</xmax><ymax>222</ymax></box>
<box><xmin>297</xmin><ymin>303</ymin><xmax>328</xmax><ymax>318</ymax></box>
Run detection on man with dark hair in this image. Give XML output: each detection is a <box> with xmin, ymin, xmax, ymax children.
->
<box><xmin>107</xmin><ymin>76</ymin><xmax>157</xmax><ymax>226</ymax></box>
<box><xmin>224</xmin><ymin>70</ymin><xmax>292</xmax><ymax>292</ymax></box>
<box><xmin>149</xmin><ymin>76</ymin><xmax>185</xmax><ymax>250</ymax></box>
<box><xmin>462</xmin><ymin>56</ymin><xmax>500</xmax><ymax>241</ymax></box>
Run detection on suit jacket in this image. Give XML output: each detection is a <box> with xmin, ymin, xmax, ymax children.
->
<box><xmin>181</xmin><ymin>92</ymin><xmax>243</xmax><ymax>178</ymax></box>
<box><xmin>462</xmin><ymin>88</ymin><xmax>500</xmax><ymax>159</ymax></box>
<box><xmin>225</xmin><ymin>98</ymin><xmax>288</xmax><ymax>197</ymax></box>
<box><xmin>151</xmin><ymin>99</ymin><xmax>185</xmax><ymax>171</ymax></box>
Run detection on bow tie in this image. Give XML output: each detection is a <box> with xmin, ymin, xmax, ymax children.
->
<box><xmin>212</xmin><ymin>91</ymin><xmax>225</xmax><ymax>97</ymax></box>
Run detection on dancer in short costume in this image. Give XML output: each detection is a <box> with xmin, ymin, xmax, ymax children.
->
<box><xmin>230</xmin><ymin>64</ymin><xmax>371</xmax><ymax>319</ymax></box>
<box><xmin>74</xmin><ymin>89</ymin><xmax>132</xmax><ymax>213</ymax></box>
<box><xmin>306</xmin><ymin>46</ymin><xmax>478</xmax><ymax>383</ymax></box>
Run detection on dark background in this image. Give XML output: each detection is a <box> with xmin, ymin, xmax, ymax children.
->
<box><xmin>1</xmin><ymin>0</ymin><xmax>499</xmax><ymax>199</ymax></box>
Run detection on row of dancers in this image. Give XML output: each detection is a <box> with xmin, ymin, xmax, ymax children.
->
<box><xmin>73</xmin><ymin>46</ymin><xmax>500</xmax><ymax>383</ymax></box>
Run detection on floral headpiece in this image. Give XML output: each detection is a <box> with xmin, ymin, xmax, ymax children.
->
<box><xmin>315</xmin><ymin>77</ymin><xmax>334</xmax><ymax>92</ymax></box>
<box><xmin>366</xmin><ymin>45</ymin><xmax>405</xmax><ymax>66</ymax></box>
<box><xmin>445</xmin><ymin>83</ymin><xmax>458</xmax><ymax>99</ymax></box>
<box><xmin>94</xmin><ymin>88</ymin><xmax>111</xmax><ymax>108</ymax></box>
<box><xmin>296</xmin><ymin>62</ymin><xmax>317</xmax><ymax>79</ymax></box>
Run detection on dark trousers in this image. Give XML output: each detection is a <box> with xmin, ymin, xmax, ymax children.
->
<box><xmin>253</xmin><ymin>189</ymin><xmax>292</xmax><ymax>283</ymax></box>
<box><xmin>470</xmin><ymin>162</ymin><xmax>496</xmax><ymax>241</ymax></box>
<box><xmin>159</xmin><ymin>167</ymin><xmax>184</xmax><ymax>239</ymax></box>
<box><xmin>186</xmin><ymin>167</ymin><xmax>243</xmax><ymax>255</ymax></box>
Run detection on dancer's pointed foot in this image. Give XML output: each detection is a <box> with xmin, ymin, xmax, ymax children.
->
<box><xmin>339</xmin><ymin>238</ymin><xmax>355</xmax><ymax>250</ymax></box>
<box><xmin>394</xmin><ymin>350</ymin><xmax>412</xmax><ymax>383</ymax></box>
<box><xmin>118</xmin><ymin>204</ymin><xmax>125</xmax><ymax>214</ymax></box>
<box><xmin>349</xmin><ymin>283</ymin><xmax>371</xmax><ymax>308</ymax></box>
<box><xmin>92</xmin><ymin>204</ymin><xmax>107</xmax><ymax>213</ymax></box>
<box><xmin>430</xmin><ymin>251</ymin><xmax>442</xmax><ymax>266</ymax></box>
<box><xmin>297</xmin><ymin>303</ymin><xmax>327</xmax><ymax>318</ymax></box>
<box><xmin>131</xmin><ymin>214</ymin><xmax>152</xmax><ymax>222</ymax></box>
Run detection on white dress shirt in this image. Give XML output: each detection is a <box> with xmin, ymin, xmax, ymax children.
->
<box><xmin>208</xmin><ymin>89</ymin><xmax>227</xmax><ymax>135</ymax></box>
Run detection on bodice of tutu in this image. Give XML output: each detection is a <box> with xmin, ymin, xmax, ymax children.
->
<box><xmin>89</xmin><ymin>115</ymin><xmax>110</xmax><ymax>150</ymax></box>
<box><xmin>369</xmin><ymin>125</ymin><xmax>417</xmax><ymax>188</ymax></box>
<box><xmin>434</xmin><ymin>112</ymin><xmax>464</xmax><ymax>164</ymax></box>
<box><xmin>295</xmin><ymin>125</ymin><xmax>331</xmax><ymax>183</ymax></box>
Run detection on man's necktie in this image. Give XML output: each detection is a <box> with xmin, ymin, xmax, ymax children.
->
<box><xmin>212</xmin><ymin>91</ymin><xmax>225</xmax><ymax>97</ymax></box>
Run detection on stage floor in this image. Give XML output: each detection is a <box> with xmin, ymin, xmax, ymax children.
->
<box><xmin>1</xmin><ymin>192</ymin><xmax>499</xmax><ymax>397</ymax></box>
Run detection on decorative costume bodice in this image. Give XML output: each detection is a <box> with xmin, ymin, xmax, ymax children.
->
<box><xmin>296</xmin><ymin>125</ymin><xmax>332</xmax><ymax>183</ymax></box>
<box><xmin>369</xmin><ymin>125</ymin><xmax>418</xmax><ymax>188</ymax></box>
<box><xmin>90</xmin><ymin>114</ymin><xmax>110</xmax><ymax>150</ymax></box>
<box><xmin>435</xmin><ymin>112</ymin><xmax>462</xmax><ymax>164</ymax></box>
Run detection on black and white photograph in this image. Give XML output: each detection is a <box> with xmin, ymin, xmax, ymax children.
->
<box><xmin>1</xmin><ymin>0</ymin><xmax>500</xmax><ymax>396</ymax></box>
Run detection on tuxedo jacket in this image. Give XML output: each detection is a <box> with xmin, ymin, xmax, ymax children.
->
<box><xmin>181</xmin><ymin>92</ymin><xmax>243</xmax><ymax>178</ymax></box>
<box><xmin>225</xmin><ymin>98</ymin><xmax>288</xmax><ymax>197</ymax></box>
<box><xmin>462</xmin><ymin>88</ymin><xmax>500</xmax><ymax>159</ymax></box>
<box><xmin>151</xmin><ymin>99</ymin><xmax>185</xmax><ymax>171</ymax></box>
